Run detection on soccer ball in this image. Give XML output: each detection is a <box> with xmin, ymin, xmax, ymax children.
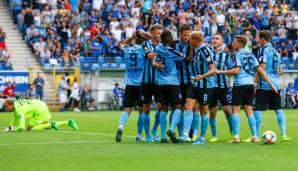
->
<box><xmin>262</xmin><ymin>131</ymin><xmax>277</xmax><ymax>144</ymax></box>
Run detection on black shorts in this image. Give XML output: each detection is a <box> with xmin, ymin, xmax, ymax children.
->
<box><xmin>180</xmin><ymin>84</ymin><xmax>191</xmax><ymax>106</ymax></box>
<box><xmin>186</xmin><ymin>85</ymin><xmax>214</xmax><ymax>105</ymax></box>
<box><xmin>254</xmin><ymin>89</ymin><xmax>282</xmax><ymax>111</ymax></box>
<box><xmin>141</xmin><ymin>83</ymin><xmax>160</xmax><ymax>104</ymax></box>
<box><xmin>232</xmin><ymin>85</ymin><xmax>254</xmax><ymax>106</ymax></box>
<box><xmin>158</xmin><ymin>85</ymin><xmax>182</xmax><ymax>107</ymax></box>
<box><xmin>209</xmin><ymin>88</ymin><xmax>231</xmax><ymax>108</ymax></box>
<box><xmin>123</xmin><ymin>85</ymin><xmax>142</xmax><ymax>108</ymax></box>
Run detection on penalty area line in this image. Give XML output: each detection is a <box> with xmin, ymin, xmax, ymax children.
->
<box><xmin>57</xmin><ymin>130</ymin><xmax>136</xmax><ymax>138</ymax></box>
<box><xmin>0</xmin><ymin>140</ymin><xmax>113</xmax><ymax>146</ymax></box>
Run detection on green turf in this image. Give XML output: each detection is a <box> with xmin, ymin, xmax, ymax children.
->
<box><xmin>0</xmin><ymin>110</ymin><xmax>297</xmax><ymax>171</ymax></box>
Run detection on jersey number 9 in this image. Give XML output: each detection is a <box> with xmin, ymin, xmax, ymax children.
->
<box><xmin>130</xmin><ymin>53</ymin><xmax>137</xmax><ymax>67</ymax></box>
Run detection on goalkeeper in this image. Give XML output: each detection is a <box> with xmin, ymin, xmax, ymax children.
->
<box><xmin>3</xmin><ymin>99</ymin><xmax>79</xmax><ymax>132</ymax></box>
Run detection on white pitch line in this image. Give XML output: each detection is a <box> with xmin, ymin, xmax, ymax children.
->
<box><xmin>57</xmin><ymin>130</ymin><xmax>136</xmax><ymax>138</ymax></box>
<box><xmin>0</xmin><ymin>126</ymin><xmax>137</xmax><ymax>139</ymax></box>
<box><xmin>0</xmin><ymin>140</ymin><xmax>113</xmax><ymax>146</ymax></box>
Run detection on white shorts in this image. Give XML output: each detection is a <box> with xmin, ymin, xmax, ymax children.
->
<box><xmin>59</xmin><ymin>93</ymin><xmax>68</xmax><ymax>103</ymax></box>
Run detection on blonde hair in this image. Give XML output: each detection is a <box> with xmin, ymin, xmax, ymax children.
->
<box><xmin>190</xmin><ymin>31</ymin><xmax>204</xmax><ymax>42</ymax></box>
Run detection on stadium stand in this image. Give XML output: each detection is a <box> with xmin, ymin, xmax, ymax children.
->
<box><xmin>0</xmin><ymin>27</ymin><xmax>12</xmax><ymax>70</ymax></box>
<box><xmin>1</xmin><ymin>0</ymin><xmax>296</xmax><ymax>72</ymax></box>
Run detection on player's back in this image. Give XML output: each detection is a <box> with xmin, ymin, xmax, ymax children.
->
<box><xmin>258</xmin><ymin>43</ymin><xmax>281</xmax><ymax>90</ymax></box>
<box><xmin>193</xmin><ymin>44</ymin><xmax>215</xmax><ymax>88</ymax></box>
<box><xmin>174</xmin><ymin>40</ymin><xmax>195</xmax><ymax>85</ymax></box>
<box><xmin>123</xmin><ymin>44</ymin><xmax>144</xmax><ymax>86</ymax></box>
<box><xmin>14</xmin><ymin>99</ymin><xmax>50</xmax><ymax>118</ymax></box>
<box><xmin>233</xmin><ymin>48</ymin><xmax>259</xmax><ymax>86</ymax></box>
<box><xmin>142</xmin><ymin>40</ymin><xmax>159</xmax><ymax>84</ymax></box>
<box><xmin>155</xmin><ymin>44</ymin><xmax>184</xmax><ymax>85</ymax></box>
<box><xmin>212</xmin><ymin>49</ymin><xmax>233</xmax><ymax>88</ymax></box>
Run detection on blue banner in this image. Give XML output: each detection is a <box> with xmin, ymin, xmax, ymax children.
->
<box><xmin>0</xmin><ymin>71</ymin><xmax>29</xmax><ymax>93</ymax></box>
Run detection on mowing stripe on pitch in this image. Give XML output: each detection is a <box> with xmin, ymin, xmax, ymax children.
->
<box><xmin>0</xmin><ymin>140</ymin><xmax>113</xmax><ymax>146</ymax></box>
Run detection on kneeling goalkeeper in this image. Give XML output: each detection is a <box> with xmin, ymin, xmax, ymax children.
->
<box><xmin>3</xmin><ymin>99</ymin><xmax>79</xmax><ymax>132</ymax></box>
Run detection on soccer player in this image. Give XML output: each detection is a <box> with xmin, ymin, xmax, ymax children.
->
<box><xmin>142</xmin><ymin>24</ymin><xmax>162</xmax><ymax>142</ymax></box>
<box><xmin>254</xmin><ymin>30</ymin><xmax>290</xmax><ymax>142</ymax></box>
<box><xmin>208</xmin><ymin>33</ymin><xmax>233</xmax><ymax>142</ymax></box>
<box><xmin>153</xmin><ymin>30</ymin><xmax>185</xmax><ymax>143</ymax></box>
<box><xmin>182</xmin><ymin>31</ymin><xmax>216</xmax><ymax>144</ymax></box>
<box><xmin>217</xmin><ymin>35</ymin><xmax>277</xmax><ymax>143</ymax></box>
<box><xmin>115</xmin><ymin>31</ymin><xmax>149</xmax><ymax>142</ymax></box>
<box><xmin>2</xmin><ymin>99</ymin><xmax>79</xmax><ymax>132</ymax></box>
<box><xmin>173</xmin><ymin>25</ymin><xmax>199</xmax><ymax>140</ymax></box>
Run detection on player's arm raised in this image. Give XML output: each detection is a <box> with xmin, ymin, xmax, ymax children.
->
<box><xmin>142</xmin><ymin>41</ymin><xmax>155</xmax><ymax>60</ymax></box>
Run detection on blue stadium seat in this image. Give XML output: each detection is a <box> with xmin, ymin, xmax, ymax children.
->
<box><xmin>91</xmin><ymin>63</ymin><xmax>100</xmax><ymax>71</ymax></box>
<box><xmin>110</xmin><ymin>63</ymin><xmax>118</xmax><ymax>68</ymax></box>
<box><xmin>43</xmin><ymin>63</ymin><xmax>52</xmax><ymax>70</ymax></box>
<box><xmin>119</xmin><ymin>63</ymin><xmax>126</xmax><ymax>69</ymax></box>
<box><xmin>98</xmin><ymin>56</ymin><xmax>105</xmax><ymax>63</ymax></box>
<box><xmin>114</xmin><ymin>56</ymin><xmax>123</xmax><ymax>64</ymax></box>
<box><xmin>79</xmin><ymin>57</ymin><xmax>86</xmax><ymax>63</ymax></box>
<box><xmin>101</xmin><ymin>63</ymin><xmax>110</xmax><ymax>68</ymax></box>
<box><xmin>81</xmin><ymin>63</ymin><xmax>91</xmax><ymax>71</ymax></box>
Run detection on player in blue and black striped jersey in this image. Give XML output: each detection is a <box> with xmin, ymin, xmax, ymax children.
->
<box><xmin>173</xmin><ymin>25</ymin><xmax>200</xmax><ymax>141</ymax></box>
<box><xmin>141</xmin><ymin>25</ymin><xmax>163</xmax><ymax>142</ymax></box>
<box><xmin>208</xmin><ymin>33</ymin><xmax>233</xmax><ymax>142</ymax></box>
<box><xmin>217</xmin><ymin>35</ymin><xmax>277</xmax><ymax>143</ymax></box>
<box><xmin>115</xmin><ymin>31</ymin><xmax>151</xmax><ymax>142</ymax></box>
<box><xmin>153</xmin><ymin>30</ymin><xmax>185</xmax><ymax>143</ymax></box>
<box><xmin>254</xmin><ymin>30</ymin><xmax>290</xmax><ymax>142</ymax></box>
<box><xmin>182</xmin><ymin>31</ymin><xmax>216</xmax><ymax>144</ymax></box>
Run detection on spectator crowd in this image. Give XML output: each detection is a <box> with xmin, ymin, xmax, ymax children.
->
<box><xmin>5</xmin><ymin>0</ymin><xmax>297</xmax><ymax>69</ymax></box>
<box><xmin>0</xmin><ymin>27</ymin><xmax>12</xmax><ymax>70</ymax></box>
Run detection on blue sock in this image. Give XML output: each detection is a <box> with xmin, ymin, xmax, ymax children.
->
<box><xmin>152</xmin><ymin>111</ymin><xmax>160</xmax><ymax>135</ymax></box>
<box><xmin>170</xmin><ymin>109</ymin><xmax>182</xmax><ymax>132</ymax></box>
<box><xmin>209</xmin><ymin>118</ymin><xmax>216</xmax><ymax>137</ymax></box>
<box><xmin>178</xmin><ymin>113</ymin><xmax>184</xmax><ymax>137</ymax></box>
<box><xmin>137</xmin><ymin>112</ymin><xmax>144</xmax><ymax>136</ymax></box>
<box><xmin>143</xmin><ymin>113</ymin><xmax>150</xmax><ymax>138</ymax></box>
<box><xmin>159</xmin><ymin>111</ymin><xmax>167</xmax><ymax>139</ymax></box>
<box><xmin>254</xmin><ymin>110</ymin><xmax>262</xmax><ymax>137</ymax></box>
<box><xmin>275</xmin><ymin>109</ymin><xmax>286</xmax><ymax>136</ymax></box>
<box><xmin>231</xmin><ymin>114</ymin><xmax>240</xmax><ymax>137</ymax></box>
<box><xmin>247</xmin><ymin>115</ymin><xmax>257</xmax><ymax>137</ymax></box>
<box><xmin>183</xmin><ymin>110</ymin><xmax>193</xmax><ymax>135</ymax></box>
<box><xmin>169</xmin><ymin>110</ymin><xmax>174</xmax><ymax>126</ymax></box>
<box><xmin>200</xmin><ymin>114</ymin><xmax>208</xmax><ymax>138</ymax></box>
<box><xmin>191</xmin><ymin>112</ymin><xmax>199</xmax><ymax>137</ymax></box>
<box><xmin>119</xmin><ymin>111</ymin><xmax>130</xmax><ymax>126</ymax></box>
<box><xmin>225</xmin><ymin>114</ymin><xmax>233</xmax><ymax>134</ymax></box>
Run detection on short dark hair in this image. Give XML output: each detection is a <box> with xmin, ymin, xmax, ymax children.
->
<box><xmin>179</xmin><ymin>24</ymin><xmax>192</xmax><ymax>33</ymax></box>
<box><xmin>161</xmin><ymin>30</ymin><xmax>173</xmax><ymax>44</ymax></box>
<box><xmin>150</xmin><ymin>24</ymin><xmax>162</xmax><ymax>32</ymax></box>
<box><xmin>258</xmin><ymin>30</ymin><xmax>272</xmax><ymax>42</ymax></box>
<box><xmin>235</xmin><ymin>35</ymin><xmax>247</xmax><ymax>47</ymax></box>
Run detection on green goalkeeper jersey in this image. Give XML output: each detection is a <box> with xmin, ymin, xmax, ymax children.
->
<box><xmin>10</xmin><ymin>99</ymin><xmax>51</xmax><ymax>130</ymax></box>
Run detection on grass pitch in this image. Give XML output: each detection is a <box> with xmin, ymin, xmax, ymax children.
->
<box><xmin>0</xmin><ymin>110</ymin><xmax>297</xmax><ymax>171</ymax></box>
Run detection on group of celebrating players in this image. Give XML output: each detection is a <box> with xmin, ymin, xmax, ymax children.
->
<box><xmin>115</xmin><ymin>24</ymin><xmax>291</xmax><ymax>144</ymax></box>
